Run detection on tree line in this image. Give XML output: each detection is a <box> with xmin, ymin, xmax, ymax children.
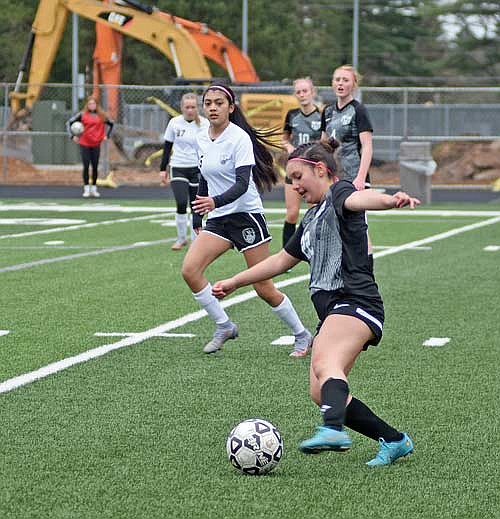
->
<box><xmin>0</xmin><ymin>0</ymin><xmax>498</xmax><ymax>86</ymax></box>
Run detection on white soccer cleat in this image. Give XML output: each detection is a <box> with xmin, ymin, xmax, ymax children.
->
<box><xmin>203</xmin><ymin>321</ymin><xmax>239</xmax><ymax>353</ymax></box>
<box><xmin>290</xmin><ymin>329</ymin><xmax>313</xmax><ymax>357</ymax></box>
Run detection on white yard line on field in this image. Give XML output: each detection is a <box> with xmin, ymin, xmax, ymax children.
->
<box><xmin>2</xmin><ymin>202</ymin><xmax>500</xmax><ymax>218</ymax></box>
<box><xmin>0</xmin><ymin>213</ymin><xmax>173</xmax><ymax>240</ymax></box>
<box><xmin>1</xmin><ymin>215</ymin><xmax>499</xmax><ymax>394</ymax></box>
<box><xmin>0</xmin><ymin>239</ymin><xmax>175</xmax><ymax>273</ymax></box>
<box><xmin>94</xmin><ymin>332</ymin><xmax>196</xmax><ymax>338</ymax></box>
<box><xmin>0</xmin><ymin>203</ymin><xmax>177</xmax><ymax>214</ymax></box>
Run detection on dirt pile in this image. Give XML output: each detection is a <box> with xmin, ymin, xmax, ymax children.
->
<box><xmin>1</xmin><ymin>140</ymin><xmax>499</xmax><ymax>187</ymax></box>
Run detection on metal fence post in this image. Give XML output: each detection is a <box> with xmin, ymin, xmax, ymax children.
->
<box><xmin>2</xmin><ymin>84</ymin><xmax>8</xmax><ymax>182</ymax></box>
<box><xmin>403</xmin><ymin>88</ymin><xmax>408</xmax><ymax>139</ymax></box>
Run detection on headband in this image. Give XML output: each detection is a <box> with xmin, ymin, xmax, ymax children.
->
<box><xmin>205</xmin><ymin>85</ymin><xmax>234</xmax><ymax>103</ymax></box>
<box><xmin>288</xmin><ymin>157</ymin><xmax>332</xmax><ymax>175</ymax></box>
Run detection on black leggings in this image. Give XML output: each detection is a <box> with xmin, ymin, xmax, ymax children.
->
<box><xmin>170</xmin><ymin>167</ymin><xmax>200</xmax><ymax>214</ymax></box>
<box><xmin>80</xmin><ymin>145</ymin><xmax>100</xmax><ymax>185</ymax></box>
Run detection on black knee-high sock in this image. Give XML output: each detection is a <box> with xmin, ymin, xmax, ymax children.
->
<box><xmin>320</xmin><ymin>378</ymin><xmax>349</xmax><ymax>430</ymax></box>
<box><xmin>344</xmin><ymin>397</ymin><xmax>403</xmax><ymax>442</ymax></box>
<box><xmin>282</xmin><ymin>221</ymin><xmax>296</xmax><ymax>247</ymax></box>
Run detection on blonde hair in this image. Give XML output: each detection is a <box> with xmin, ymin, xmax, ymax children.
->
<box><xmin>181</xmin><ymin>92</ymin><xmax>201</xmax><ymax>126</ymax></box>
<box><xmin>293</xmin><ymin>76</ymin><xmax>315</xmax><ymax>91</ymax></box>
<box><xmin>333</xmin><ymin>65</ymin><xmax>362</xmax><ymax>87</ymax></box>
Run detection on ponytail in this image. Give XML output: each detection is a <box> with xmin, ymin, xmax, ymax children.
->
<box><xmin>203</xmin><ymin>84</ymin><xmax>279</xmax><ymax>192</ymax></box>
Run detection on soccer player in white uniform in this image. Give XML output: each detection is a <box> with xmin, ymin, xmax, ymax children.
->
<box><xmin>212</xmin><ymin>139</ymin><xmax>419</xmax><ymax>466</ymax></box>
<box><xmin>160</xmin><ymin>93</ymin><xmax>209</xmax><ymax>250</ymax></box>
<box><xmin>181</xmin><ymin>84</ymin><xmax>313</xmax><ymax>356</ymax></box>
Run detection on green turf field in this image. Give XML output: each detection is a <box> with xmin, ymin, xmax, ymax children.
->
<box><xmin>1</xmin><ymin>198</ymin><xmax>499</xmax><ymax>518</ymax></box>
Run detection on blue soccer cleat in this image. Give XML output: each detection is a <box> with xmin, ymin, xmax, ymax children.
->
<box><xmin>299</xmin><ymin>426</ymin><xmax>352</xmax><ymax>454</ymax></box>
<box><xmin>366</xmin><ymin>432</ymin><xmax>414</xmax><ymax>467</ymax></box>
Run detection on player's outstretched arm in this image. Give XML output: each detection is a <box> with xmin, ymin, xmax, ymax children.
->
<box><xmin>344</xmin><ymin>189</ymin><xmax>421</xmax><ymax>212</ymax></box>
<box><xmin>212</xmin><ymin>250</ymin><xmax>299</xmax><ymax>299</ymax></box>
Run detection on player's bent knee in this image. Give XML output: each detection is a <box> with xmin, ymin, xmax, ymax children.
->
<box><xmin>253</xmin><ymin>281</ymin><xmax>280</xmax><ymax>306</ymax></box>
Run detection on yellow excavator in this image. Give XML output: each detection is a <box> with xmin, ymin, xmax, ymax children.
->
<box><xmin>10</xmin><ymin>0</ymin><xmax>297</xmax><ymax>129</ymax></box>
<box><xmin>11</xmin><ymin>0</ymin><xmax>210</xmax><ymax>118</ymax></box>
<box><xmin>10</xmin><ymin>0</ymin><xmax>297</xmax><ymax>186</ymax></box>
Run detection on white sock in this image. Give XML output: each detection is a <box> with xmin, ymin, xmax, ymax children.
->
<box><xmin>271</xmin><ymin>295</ymin><xmax>305</xmax><ymax>335</ymax></box>
<box><xmin>83</xmin><ymin>185</ymin><xmax>90</xmax><ymax>193</ymax></box>
<box><xmin>189</xmin><ymin>214</ymin><xmax>197</xmax><ymax>242</ymax></box>
<box><xmin>193</xmin><ymin>283</ymin><xmax>230</xmax><ymax>325</ymax></box>
<box><xmin>176</xmin><ymin>213</ymin><xmax>188</xmax><ymax>242</ymax></box>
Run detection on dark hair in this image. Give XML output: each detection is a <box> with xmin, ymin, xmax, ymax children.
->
<box><xmin>288</xmin><ymin>138</ymin><xmax>340</xmax><ymax>178</ymax></box>
<box><xmin>203</xmin><ymin>84</ymin><xmax>279</xmax><ymax>192</ymax></box>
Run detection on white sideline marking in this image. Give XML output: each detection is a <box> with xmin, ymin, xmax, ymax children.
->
<box><xmin>44</xmin><ymin>240</ymin><xmax>65</xmax><ymax>245</ymax></box>
<box><xmin>484</xmin><ymin>245</ymin><xmax>500</xmax><ymax>251</ymax></box>
<box><xmin>94</xmin><ymin>332</ymin><xmax>196</xmax><ymax>338</ymax></box>
<box><xmin>1</xmin><ymin>215</ymin><xmax>500</xmax><ymax>394</ymax></box>
<box><xmin>373</xmin><ymin>245</ymin><xmax>432</xmax><ymax>251</ymax></box>
<box><xmin>0</xmin><ymin>239</ymin><xmax>175</xmax><ymax>273</ymax></box>
<box><xmin>0</xmin><ymin>330</ymin><xmax>10</xmax><ymax>337</ymax></box>
<box><xmin>271</xmin><ymin>336</ymin><xmax>295</xmax><ymax>346</ymax></box>
<box><xmin>0</xmin><ymin>203</ymin><xmax>177</xmax><ymax>214</ymax></box>
<box><xmin>0</xmin><ymin>218</ymin><xmax>86</xmax><ymax>225</ymax></box>
<box><xmin>0</xmin><ymin>213</ymin><xmax>172</xmax><ymax>240</ymax></box>
<box><xmin>423</xmin><ymin>337</ymin><xmax>450</xmax><ymax>347</ymax></box>
<box><xmin>2</xmin><ymin>203</ymin><xmax>500</xmax><ymax>218</ymax></box>
<box><xmin>373</xmin><ymin>216</ymin><xmax>500</xmax><ymax>259</ymax></box>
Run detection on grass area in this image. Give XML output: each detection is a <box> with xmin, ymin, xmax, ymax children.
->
<box><xmin>1</xmin><ymin>199</ymin><xmax>499</xmax><ymax>518</ymax></box>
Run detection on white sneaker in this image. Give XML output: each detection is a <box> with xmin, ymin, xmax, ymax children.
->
<box><xmin>203</xmin><ymin>322</ymin><xmax>239</xmax><ymax>353</ymax></box>
<box><xmin>82</xmin><ymin>185</ymin><xmax>90</xmax><ymax>198</ymax></box>
<box><xmin>90</xmin><ymin>186</ymin><xmax>100</xmax><ymax>198</ymax></box>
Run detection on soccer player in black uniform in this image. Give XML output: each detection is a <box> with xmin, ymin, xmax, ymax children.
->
<box><xmin>321</xmin><ymin>65</ymin><xmax>375</xmax><ymax>264</ymax></box>
<box><xmin>212</xmin><ymin>139</ymin><xmax>418</xmax><ymax>466</ymax></box>
<box><xmin>281</xmin><ymin>78</ymin><xmax>322</xmax><ymax>250</ymax></box>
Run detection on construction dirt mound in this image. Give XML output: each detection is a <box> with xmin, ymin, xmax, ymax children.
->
<box><xmin>1</xmin><ymin>140</ymin><xmax>499</xmax><ymax>187</ymax></box>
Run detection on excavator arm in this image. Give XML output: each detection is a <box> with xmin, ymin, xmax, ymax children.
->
<box><xmin>157</xmin><ymin>13</ymin><xmax>259</xmax><ymax>83</ymax></box>
<box><xmin>10</xmin><ymin>0</ymin><xmax>211</xmax><ymax>115</ymax></box>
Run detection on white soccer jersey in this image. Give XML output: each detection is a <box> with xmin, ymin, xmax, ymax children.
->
<box><xmin>164</xmin><ymin>115</ymin><xmax>209</xmax><ymax>168</ymax></box>
<box><xmin>197</xmin><ymin>122</ymin><xmax>263</xmax><ymax>218</ymax></box>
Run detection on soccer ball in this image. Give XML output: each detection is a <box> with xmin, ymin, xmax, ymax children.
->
<box><xmin>70</xmin><ymin>121</ymin><xmax>84</xmax><ymax>136</ymax></box>
<box><xmin>226</xmin><ymin>418</ymin><xmax>283</xmax><ymax>475</ymax></box>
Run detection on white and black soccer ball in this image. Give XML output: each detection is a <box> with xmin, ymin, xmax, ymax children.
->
<box><xmin>226</xmin><ymin>418</ymin><xmax>283</xmax><ymax>475</ymax></box>
<box><xmin>70</xmin><ymin>121</ymin><xmax>84</xmax><ymax>136</ymax></box>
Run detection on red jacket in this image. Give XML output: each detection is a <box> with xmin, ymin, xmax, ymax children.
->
<box><xmin>79</xmin><ymin>112</ymin><xmax>112</xmax><ymax>147</ymax></box>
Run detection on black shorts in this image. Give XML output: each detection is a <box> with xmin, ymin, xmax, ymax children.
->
<box><xmin>203</xmin><ymin>212</ymin><xmax>272</xmax><ymax>252</ymax></box>
<box><xmin>311</xmin><ymin>290</ymin><xmax>384</xmax><ymax>349</ymax></box>
<box><xmin>171</xmin><ymin>166</ymin><xmax>200</xmax><ymax>186</ymax></box>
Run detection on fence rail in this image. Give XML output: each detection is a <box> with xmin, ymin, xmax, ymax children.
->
<box><xmin>2</xmin><ymin>83</ymin><xmax>500</xmax><ymax>183</ymax></box>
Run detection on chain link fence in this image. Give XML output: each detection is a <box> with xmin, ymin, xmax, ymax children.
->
<box><xmin>2</xmin><ymin>82</ymin><xmax>500</xmax><ymax>183</ymax></box>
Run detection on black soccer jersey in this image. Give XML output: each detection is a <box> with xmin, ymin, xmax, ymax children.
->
<box><xmin>320</xmin><ymin>100</ymin><xmax>373</xmax><ymax>182</ymax></box>
<box><xmin>284</xmin><ymin>107</ymin><xmax>322</xmax><ymax>148</ymax></box>
<box><xmin>285</xmin><ymin>180</ymin><xmax>380</xmax><ymax>300</ymax></box>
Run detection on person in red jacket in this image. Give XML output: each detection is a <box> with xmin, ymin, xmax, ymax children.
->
<box><xmin>67</xmin><ymin>96</ymin><xmax>114</xmax><ymax>198</ymax></box>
